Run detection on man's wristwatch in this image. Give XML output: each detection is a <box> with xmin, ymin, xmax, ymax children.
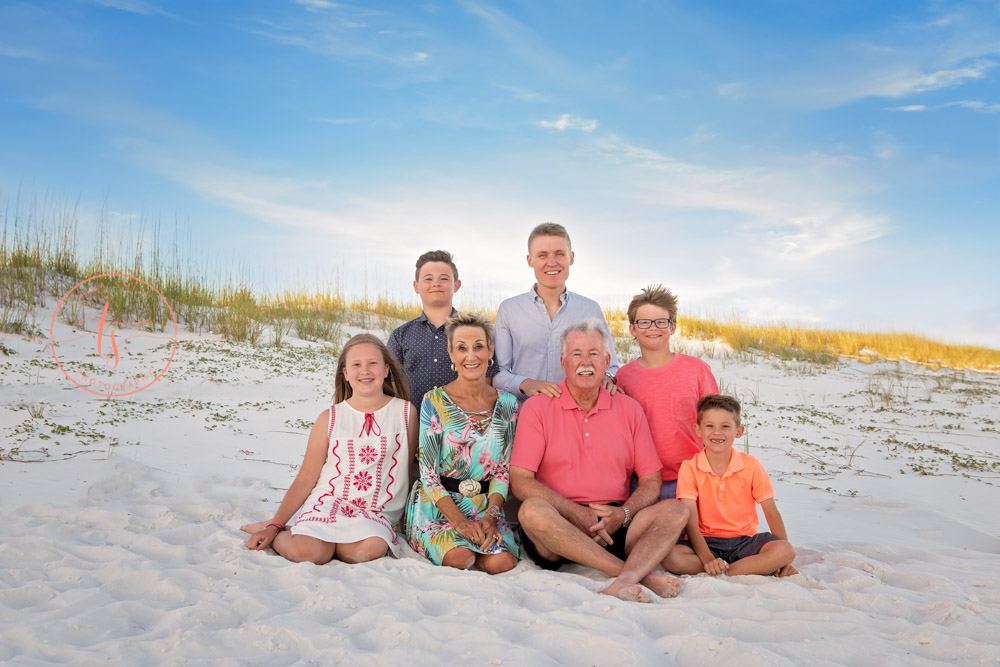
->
<box><xmin>488</xmin><ymin>505</ymin><xmax>502</xmax><ymax>520</ymax></box>
<box><xmin>604</xmin><ymin>371</ymin><xmax>617</xmax><ymax>384</ymax></box>
<box><xmin>621</xmin><ymin>506</ymin><xmax>632</xmax><ymax>527</ymax></box>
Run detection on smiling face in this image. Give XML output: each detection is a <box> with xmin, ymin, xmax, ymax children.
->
<box><xmin>695</xmin><ymin>407</ymin><xmax>745</xmax><ymax>455</ymax></box>
<box><xmin>526</xmin><ymin>235</ymin><xmax>574</xmax><ymax>291</ymax></box>
<box><xmin>561</xmin><ymin>330</ymin><xmax>610</xmax><ymax>394</ymax></box>
<box><xmin>342</xmin><ymin>342</ymin><xmax>389</xmax><ymax>398</ymax></box>
<box><xmin>448</xmin><ymin>325</ymin><xmax>493</xmax><ymax>382</ymax></box>
<box><xmin>413</xmin><ymin>261</ymin><xmax>461</xmax><ymax>309</ymax></box>
<box><xmin>628</xmin><ymin>303</ymin><xmax>676</xmax><ymax>352</ymax></box>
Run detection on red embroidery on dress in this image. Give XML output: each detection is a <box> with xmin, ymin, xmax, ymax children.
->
<box><xmin>327</xmin><ymin>404</ymin><xmax>336</xmax><ymax>441</ymax></box>
<box><xmin>384</xmin><ymin>432</ymin><xmax>402</xmax><ymax>506</ymax></box>
<box><xmin>353</xmin><ymin>470</ymin><xmax>373</xmax><ymax>491</ymax></box>
<box><xmin>359</xmin><ymin>412</ymin><xmax>381</xmax><ymax>437</ymax></box>
<box><xmin>359</xmin><ymin>445</ymin><xmax>377</xmax><ymax>465</ymax></box>
<box><xmin>369</xmin><ymin>435</ymin><xmax>387</xmax><ymax>511</ymax></box>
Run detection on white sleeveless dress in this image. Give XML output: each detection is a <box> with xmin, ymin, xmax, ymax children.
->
<box><xmin>291</xmin><ymin>397</ymin><xmax>411</xmax><ymax>556</ymax></box>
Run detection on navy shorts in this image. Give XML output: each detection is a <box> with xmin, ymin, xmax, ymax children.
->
<box><xmin>680</xmin><ymin>532</ymin><xmax>778</xmax><ymax>563</ymax></box>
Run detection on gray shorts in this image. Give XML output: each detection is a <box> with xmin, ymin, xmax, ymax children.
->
<box><xmin>681</xmin><ymin>532</ymin><xmax>778</xmax><ymax>563</ymax></box>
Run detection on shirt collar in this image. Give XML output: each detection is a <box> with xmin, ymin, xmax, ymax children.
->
<box><xmin>695</xmin><ymin>449</ymin><xmax>745</xmax><ymax>477</ymax></box>
<box><xmin>417</xmin><ymin>308</ymin><xmax>458</xmax><ymax>325</ymax></box>
<box><xmin>531</xmin><ymin>284</ymin><xmax>569</xmax><ymax>304</ymax></box>
<box><xmin>557</xmin><ymin>380</ymin><xmax>611</xmax><ymax>414</ymax></box>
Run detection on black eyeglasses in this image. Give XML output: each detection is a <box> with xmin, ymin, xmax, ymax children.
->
<box><xmin>632</xmin><ymin>318</ymin><xmax>674</xmax><ymax>329</ymax></box>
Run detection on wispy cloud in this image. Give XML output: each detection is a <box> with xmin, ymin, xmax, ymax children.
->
<box><xmin>716</xmin><ymin>82</ymin><xmax>745</xmax><ymax>100</ymax></box>
<box><xmin>92</xmin><ymin>0</ymin><xmax>175</xmax><ymax>19</ymax></box>
<box><xmin>0</xmin><ymin>45</ymin><xmax>47</xmax><ymax>60</ymax></box>
<box><xmin>311</xmin><ymin>116</ymin><xmax>363</xmax><ymax>125</ymax></box>
<box><xmin>886</xmin><ymin>100</ymin><xmax>1000</xmax><ymax>114</ymax></box>
<box><xmin>537</xmin><ymin>114</ymin><xmax>597</xmax><ymax>133</ymax></box>
<box><xmin>293</xmin><ymin>0</ymin><xmax>341</xmax><ymax>11</ymax></box>
<box><xmin>589</xmin><ymin>133</ymin><xmax>888</xmax><ymax>264</ymax></box>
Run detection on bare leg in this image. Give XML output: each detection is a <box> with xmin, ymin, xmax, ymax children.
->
<box><xmin>519</xmin><ymin>498</ymin><xmax>686</xmax><ymax>602</ymax></box>
<box><xmin>662</xmin><ymin>543</ymin><xmax>705</xmax><ymax>575</ymax></box>
<box><xmin>605</xmin><ymin>500</ymin><xmax>687</xmax><ymax>600</ymax></box>
<box><xmin>476</xmin><ymin>551</ymin><xmax>517</xmax><ymax>574</ymax></box>
<box><xmin>441</xmin><ymin>547</ymin><xmax>476</xmax><ymax>570</ymax></box>
<box><xmin>335</xmin><ymin>537</ymin><xmax>389</xmax><ymax>564</ymax></box>
<box><xmin>725</xmin><ymin>540</ymin><xmax>796</xmax><ymax>577</ymax></box>
<box><xmin>271</xmin><ymin>532</ymin><xmax>337</xmax><ymax>565</ymax></box>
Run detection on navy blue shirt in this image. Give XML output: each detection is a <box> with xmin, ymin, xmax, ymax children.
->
<box><xmin>387</xmin><ymin>310</ymin><xmax>499</xmax><ymax>408</ymax></box>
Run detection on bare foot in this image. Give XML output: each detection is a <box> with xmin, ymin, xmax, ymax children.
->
<box><xmin>642</xmin><ymin>571</ymin><xmax>681</xmax><ymax>598</ymax></box>
<box><xmin>775</xmin><ymin>564</ymin><xmax>799</xmax><ymax>577</ymax></box>
<box><xmin>240</xmin><ymin>522</ymin><xmax>267</xmax><ymax>534</ymax></box>
<box><xmin>600</xmin><ymin>581</ymin><xmax>650</xmax><ymax>603</ymax></box>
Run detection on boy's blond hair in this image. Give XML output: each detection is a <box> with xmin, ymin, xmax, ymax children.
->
<box><xmin>696</xmin><ymin>394</ymin><xmax>742</xmax><ymax>427</ymax></box>
<box><xmin>627</xmin><ymin>284</ymin><xmax>678</xmax><ymax>324</ymax></box>
<box><xmin>527</xmin><ymin>222</ymin><xmax>571</xmax><ymax>251</ymax></box>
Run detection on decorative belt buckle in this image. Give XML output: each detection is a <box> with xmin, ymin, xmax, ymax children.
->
<box><xmin>458</xmin><ymin>479</ymin><xmax>481</xmax><ymax>498</ymax></box>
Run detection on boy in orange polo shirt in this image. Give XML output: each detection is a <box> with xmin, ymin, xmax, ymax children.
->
<box><xmin>666</xmin><ymin>394</ymin><xmax>797</xmax><ymax>577</ymax></box>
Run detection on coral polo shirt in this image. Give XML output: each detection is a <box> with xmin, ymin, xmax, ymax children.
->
<box><xmin>676</xmin><ymin>450</ymin><xmax>775</xmax><ymax>538</ymax></box>
<box><xmin>511</xmin><ymin>381</ymin><xmax>661</xmax><ymax>505</ymax></box>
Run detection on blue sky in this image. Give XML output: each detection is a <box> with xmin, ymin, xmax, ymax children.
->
<box><xmin>2</xmin><ymin>1</ymin><xmax>998</xmax><ymax>347</ymax></box>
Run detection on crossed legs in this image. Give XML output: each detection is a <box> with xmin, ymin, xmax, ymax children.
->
<box><xmin>518</xmin><ymin>498</ymin><xmax>688</xmax><ymax>602</ymax></box>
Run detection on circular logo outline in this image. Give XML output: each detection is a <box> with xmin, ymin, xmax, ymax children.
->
<box><xmin>50</xmin><ymin>272</ymin><xmax>179</xmax><ymax>397</ymax></box>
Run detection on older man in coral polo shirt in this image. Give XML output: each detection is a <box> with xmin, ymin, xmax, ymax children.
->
<box><xmin>510</xmin><ymin>319</ymin><xmax>690</xmax><ymax>603</ymax></box>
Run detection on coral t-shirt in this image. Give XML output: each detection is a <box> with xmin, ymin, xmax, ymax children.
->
<box><xmin>615</xmin><ymin>354</ymin><xmax>718</xmax><ymax>481</ymax></box>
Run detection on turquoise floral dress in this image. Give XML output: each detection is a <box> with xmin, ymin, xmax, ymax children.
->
<box><xmin>405</xmin><ymin>388</ymin><xmax>521</xmax><ymax>564</ymax></box>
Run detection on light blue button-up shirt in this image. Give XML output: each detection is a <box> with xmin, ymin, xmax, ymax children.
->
<box><xmin>493</xmin><ymin>285</ymin><xmax>620</xmax><ymax>400</ymax></box>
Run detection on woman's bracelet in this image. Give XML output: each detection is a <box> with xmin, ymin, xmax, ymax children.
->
<box><xmin>266</xmin><ymin>522</ymin><xmax>286</xmax><ymax>531</ymax></box>
<box><xmin>487</xmin><ymin>506</ymin><xmax>502</xmax><ymax>520</ymax></box>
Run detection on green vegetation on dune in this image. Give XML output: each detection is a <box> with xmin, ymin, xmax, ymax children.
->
<box><xmin>2</xmin><ymin>204</ymin><xmax>998</xmax><ymax>370</ymax></box>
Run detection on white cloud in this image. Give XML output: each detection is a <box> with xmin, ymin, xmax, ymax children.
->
<box><xmin>872</xmin><ymin>130</ymin><xmax>900</xmax><ymax>160</ymax></box>
<box><xmin>293</xmin><ymin>0</ymin><xmax>340</xmax><ymax>11</ymax></box>
<box><xmin>717</xmin><ymin>82</ymin><xmax>745</xmax><ymax>100</ymax></box>
<box><xmin>92</xmin><ymin>0</ymin><xmax>175</xmax><ymax>18</ymax></box>
<box><xmin>886</xmin><ymin>100</ymin><xmax>1000</xmax><ymax>114</ymax></box>
<box><xmin>0</xmin><ymin>45</ymin><xmax>46</xmax><ymax>60</ymax></box>
<box><xmin>589</xmin><ymin>133</ymin><xmax>888</xmax><ymax>264</ymax></box>
<box><xmin>311</xmin><ymin>117</ymin><xmax>363</xmax><ymax>125</ymax></box>
<box><xmin>537</xmin><ymin>114</ymin><xmax>598</xmax><ymax>133</ymax></box>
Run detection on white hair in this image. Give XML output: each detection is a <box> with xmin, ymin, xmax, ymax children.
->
<box><xmin>560</xmin><ymin>318</ymin><xmax>610</xmax><ymax>356</ymax></box>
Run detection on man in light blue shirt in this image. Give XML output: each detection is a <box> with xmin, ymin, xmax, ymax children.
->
<box><xmin>493</xmin><ymin>223</ymin><xmax>620</xmax><ymax>401</ymax></box>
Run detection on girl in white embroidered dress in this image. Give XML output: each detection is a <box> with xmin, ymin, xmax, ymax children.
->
<box><xmin>242</xmin><ymin>334</ymin><xmax>418</xmax><ymax>564</ymax></box>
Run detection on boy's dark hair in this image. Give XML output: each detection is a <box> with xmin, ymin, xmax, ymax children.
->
<box><xmin>527</xmin><ymin>222</ymin><xmax>571</xmax><ymax>251</ymax></box>
<box><xmin>627</xmin><ymin>284</ymin><xmax>678</xmax><ymax>324</ymax></box>
<box><xmin>696</xmin><ymin>394</ymin><xmax>742</xmax><ymax>427</ymax></box>
<box><xmin>415</xmin><ymin>250</ymin><xmax>459</xmax><ymax>281</ymax></box>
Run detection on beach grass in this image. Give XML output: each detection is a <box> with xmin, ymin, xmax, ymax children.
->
<box><xmin>2</xmin><ymin>203</ymin><xmax>999</xmax><ymax>371</ymax></box>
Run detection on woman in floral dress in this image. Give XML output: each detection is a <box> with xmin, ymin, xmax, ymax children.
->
<box><xmin>406</xmin><ymin>312</ymin><xmax>520</xmax><ymax>573</ymax></box>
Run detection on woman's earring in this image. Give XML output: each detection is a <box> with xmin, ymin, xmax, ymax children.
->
<box><xmin>450</xmin><ymin>363</ymin><xmax>456</xmax><ymax>372</ymax></box>
<box><xmin>488</xmin><ymin>358</ymin><xmax>494</xmax><ymax>367</ymax></box>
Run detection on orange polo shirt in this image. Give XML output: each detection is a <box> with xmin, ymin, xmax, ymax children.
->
<box><xmin>676</xmin><ymin>450</ymin><xmax>775</xmax><ymax>538</ymax></box>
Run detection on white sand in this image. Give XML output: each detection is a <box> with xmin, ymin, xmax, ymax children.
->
<box><xmin>2</xmin><ymin>305</ymin><xmax>999</xmax><ymax>665</ymax></box>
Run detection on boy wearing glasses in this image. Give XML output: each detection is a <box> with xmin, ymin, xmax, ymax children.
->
<box><xmin>614</xmin><ymin>285</ymin><xmax>718</xmax><ymax>499</ymax></box>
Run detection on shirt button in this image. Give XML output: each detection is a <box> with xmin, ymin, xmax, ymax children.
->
<box><xmin>585</xmin><ymin>433</ymin><xmax>589</xmax><ymax>437</ymax></box>
<box><xmin>435</xmin><ymin>335</ymin><xmax>438</xmax><ymax>339</ymax></box>
<box><xmin>433</xmin><ymin>359</ymin><xmax>438</xmax><ymax>362</ymax></box>
<box><xmin>584</xmin><ymin>419</ymin><xmax>588</xmax><ymax>423</ymax></box>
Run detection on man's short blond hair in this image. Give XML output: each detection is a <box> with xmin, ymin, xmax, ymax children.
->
<box><xmin>527</xmin><ymin>222</ymin><xmax>571</xmax><ymax>251</ymax></box>
<box><xmin>627</xmin><ymin>284</ymin><xmax>678</xmax><ymax>324</ymax></box>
